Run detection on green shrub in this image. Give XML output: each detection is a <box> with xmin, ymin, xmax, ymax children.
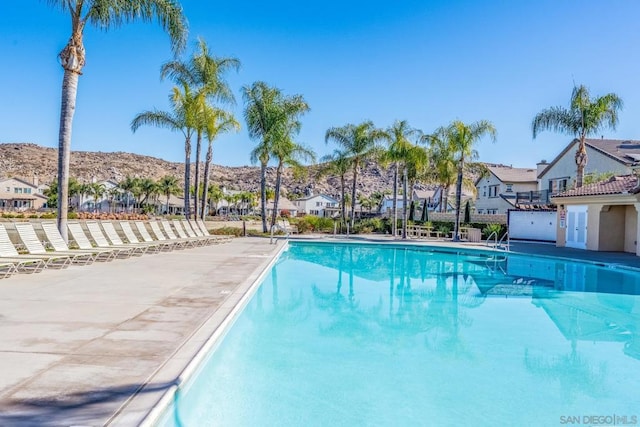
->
<box><xmin>40</xmin><ymin>212</ymin><xmax>57</xmax><ymax>219</ymax></box>
<box><xmin>437</xmin><ymin>224</ymin><xmax>451</xmax><ymax>235</ymax></box>
<box><xmin>352</xmin><ymin>218</ymin><xmax>386</xmax><ymax>234</ymax></box>
<box><xmin>482</xmin><ymin>223</ymin><xmax>505</xmax><ymax>239</ymax></box>
<box><xmin>68</xmin><ymin>212</ymin><xmax>78</xmax><ymax>219</ymax></box>
<box><xmin>294</xmin><ymin>218</ymin><xmax>315</xmax><ymax>233</ymax></box>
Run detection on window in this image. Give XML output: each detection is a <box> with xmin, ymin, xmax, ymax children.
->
<box><xmin>14</xmin><ymin>187</ymin><xmax>22</xmax><ymax>194</ymax></box>
<box><xmin>548</xmin><ymin>178</ymin><xmax>569</xmax><ymax>193</ymax></box>
<box><xmin>483</xmin><ymin>186</ymin><xmax>487</xmax><ymax>197</ymax></box>
<box><xmin>5</xmin><ymin>187</ymin><xmax>9</xmax><ymax>192</ymax></box>
<box><xmin>489</xmin><ymin>185</ymin><xmax>499</xmax><ymax>198</ymax></box>
<box><xmin>310</xmin><ymin>210</ymin><xmax>319</xmax><ymax>215</ymax></box>
<box><xmin>316</xmin><ymin>201</ymin><xmax>323</xmax><ymax>207</ymax></box>
<box><xmin>477</xmin><ymin>209</ymin><xmax>483</xmax><ymax>214</ymax></box>
<box><xmin>505</xmin><ymin>184</ymin><xmax>513</xmax><ymax>193</ymax></box>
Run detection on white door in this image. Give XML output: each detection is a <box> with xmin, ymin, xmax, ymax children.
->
<box><xmin>566</xmin><ymin>205</ymin><xmax>588</xmax><ymax>249</ymax></box>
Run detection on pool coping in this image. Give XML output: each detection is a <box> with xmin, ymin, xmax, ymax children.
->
<box><xmin>108</xmin><ymin>240</ymin><xmax>289</xmax><ymax>426</ymax></box>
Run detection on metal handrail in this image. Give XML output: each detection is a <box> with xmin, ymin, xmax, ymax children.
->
<box><xmin>497</xmin><ymin>231</ymin><xmax>510</xmax><ymax>251</ymax></box>
<box><xmin>270</xmin><ymin>224</ymin><xmax>290</xmax><ymax>244</ymax></box>
<box><xmin>486</xmin><ymin>231</ymin><xmax>498</xmax><ymax>248</ymax></box>
<box><xmin>486</xmin><ymin>230</ymin><xmax>509</xmax><ymax>251</ymax></box>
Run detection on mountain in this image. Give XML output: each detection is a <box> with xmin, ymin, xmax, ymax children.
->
<box><xmin>0</xmin><ymin>143</ymin><xmax>403</xmax><ymax>198</ymax></box>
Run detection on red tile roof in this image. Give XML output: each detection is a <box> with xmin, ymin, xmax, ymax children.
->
<box><xmin>553</xmin><ymin>175</ymin><xmax>640</xmax><ymax>198</ymax></box>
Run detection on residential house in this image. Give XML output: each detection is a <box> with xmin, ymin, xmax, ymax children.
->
<box><xmin>265</xmin><ymin>197</ymin><xmax>299</xmax><ymax>218</ymax></box>
<box><xmin>292</xmin><ymin>194</ymin><xmax>340</xmax><ymax>217</ymax></box>
<box><xmin>77</xmin><ymin>179</ymin><xmax>123</xmax><ymax>212</ymax></box>
<box><xmin>0</xmin><ymin>177</ymin><xmax>47</xmax><ymax>211</ymax></box>
<box><xmin>412</xmin><ymin>188</ymin><xmax>442</xmax><ymax>211</ymax></box>
<box><xmin>538</xmin><ymin>138</ymin><xmax>639</xmax><ymax>198</ymax></box>
<box><xmin>475</xmin><ymin>165</ymin><xmax>537</xmax><ymax>214</ymax></box>
<box><xmin>550</xmin><ymin>174</ymin><xmax>640</xmax><ymax>255</ymax></box>
<box><xmin>379</xmin><ymin>195</ymin><xmax>406</xmax><ymax>215</ymax></box>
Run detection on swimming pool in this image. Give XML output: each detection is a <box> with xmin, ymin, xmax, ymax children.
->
<box><xmin>155</xmin><ymin>242</ymin><xmax>640</xmax><ymax>426</ymax></box>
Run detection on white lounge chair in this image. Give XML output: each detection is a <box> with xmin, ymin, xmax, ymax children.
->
<box><xmin>147</xmin><ymin>221</ymin><xmax>187</xmax><ymax>250</ymax></box>
<box><xmin>84</xmin><ymin>221</ymin><xmax>135</xmax><ymax>258</ymax></box>
<box><xmin>99</xmin><ymin>222</ymin><xmax>148</xmax><ymax>256</ymax></box>
<box><xmin>14</xmin><ymin>222</ymin><xmax>79</xmax><ymax>268</ymax></box>
<box><xmin>281</xmin><ymin>219</ymin><xmax>298</xmax><ymax>234</ymax></box>
<box><xmin>41</xmin><ymin>222</ymin><xmax>109</xmax><ymax>263</ymax></box>
<box><xmin>170</xmin><ymin>219</ymin><xmax>205</xmax><ymax>246</ymax></box>
<box><xmin>178</xmin><ymin>219</ymin><xmax>216</xmax><ymax>245</ymax></box>
<box><xmin>161</xmin><ymin>220</ymin><xmax>198</xmax><ymax>248</ymax></box>
<box><xmin>0</xmin><ymin>223</ymin><xmax>46</xmax><ymax>274</ymax></box>
<box><xmin>134</xmin><ymin>221</ymin><xmax>178</xmax><ymax>251</ymax></box>
<box><xmin>67</xmin><ymin>222</ymin><xmax>123</xmax><ymax>261</ymax></box>
<box><xmin>118</xmin><ymin>221</ymin><xmax>164</xmax><ymax>253</ymax></box>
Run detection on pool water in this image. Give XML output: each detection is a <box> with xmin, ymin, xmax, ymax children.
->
<box><xmin>158</xmin><ymin>242</ymin><xmax>640</xmax><ymax>427</ymax></box>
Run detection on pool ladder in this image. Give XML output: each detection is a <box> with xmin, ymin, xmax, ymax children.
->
<box><xmin>270</xmin><ymin>224</ymin><xmax>290</xmax><ymax>244</ymax></box>
<box><xmin>487</xmin><ymin>231</ymin><xmax>510</xmax><ymax>251</ymax></box>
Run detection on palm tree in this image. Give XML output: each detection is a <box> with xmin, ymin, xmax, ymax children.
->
<box><xmin>447</xmin><ymin>120</ymin><xmax>497</xmax><ymax>241</ymax></box>
<box><xmin>161</xmin><ymin>38</ymin><xmax>240</xmax><ymax>219</ymax></box>
<box><xmin>325</xmin><ymin>121</ymin><xmax>386</xmax><ymax>227</ymax></box>
<box><xmin>77</xmin><ymin>182</ymin><xmax>92</xmax><ymax>211</ymax></box>
<box><xmin>118</xmin><ymin>176</ymin><xmax>138</xmax><ymax>213</ymax></box>
<box><xmin>381</xmin><ymin>120</ymin><xmax>422</xmax><ymax>238</ymax></box>
<box><xmin>158</xmin><ymin>175</ymin><xmax>180</xmax><ymax>215</ymax></box>
<box><xmin>268</xmin><ymin>95</ymin><xmax>313</xmax><ymax>228</ymax></box>
<box><xmin>47</xmin><ymin>0</ymin><xmax>187</xmax><ymax>242</ymax></box>
<box><xmin>67</xmin><ymin>178</ymin><xmax>82</xmax><ymax>211</ymax></box>
<box><xmin>318</xmin><ymin>149</ymin><xmax>351</xmax><ymax>228</ymax></box>
<box><xmin>132</xmin><ymin>84</ymin><xmax>198</xmax><ymax>217</ymax></box>
<box><xmin>138</xmin><ymin>178</ymin><xmax>158</xmax><ymax>206</ymax></box>
<box><xmin>243</xmin><ymin>82</ymin><xmax>283</xmax><ymax>233</ymax></box>
<box><xmin>106</xmin><ymin>187</ymin><xmax>120</xmax><ymax>213</ymax></box>
<box><xmin>425</xmin><ymin>128</ymin><xmax>457</xmax><ymax>213</ymax></box>
<box><xmin>201</xmin><ymin>108</ymin><xmax>240</xmax><ymax>218</ymax></box>
<box><xmin>532</xmin><ymin>84</ymin><xmax>623</xmax><ymax>188</ymax></box>
<box><xmin>89</xmin><ymin>182</ymin><xmax>106</xmax><ymax>212</ymax></box>
<box><xmin>402</xmin><ymin>144</ymin><xmax>429</xmax><ymax>236</ymax></box>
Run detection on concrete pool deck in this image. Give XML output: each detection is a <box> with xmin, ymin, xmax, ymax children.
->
<box><xmin>1</xmin><ymin>234</ymin><xmax>639</xmax><ymax>426</ymax></box>
<box><xmin>0</xmin><ymin>237</ymin><xmax>285</xmax><ymax>426</ymax></box>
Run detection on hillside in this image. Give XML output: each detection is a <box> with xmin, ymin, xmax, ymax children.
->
<box><xmin>0</xmin><ymin>143</ymin><xmax>401</xmax><ymax>198</ymax></box>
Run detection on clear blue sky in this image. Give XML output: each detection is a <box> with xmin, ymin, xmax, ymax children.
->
<box><xmin>2</xmin><ymin>1</ymin><xmax>640</xmax><ymax>168</ymax></box>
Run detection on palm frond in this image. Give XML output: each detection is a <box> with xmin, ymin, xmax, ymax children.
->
<box><xmin>86</xmin><ymin>0</ymin><xmax>188</xmax><ymax>53</ymax></box>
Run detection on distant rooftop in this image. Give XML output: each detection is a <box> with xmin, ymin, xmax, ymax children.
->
<box><xmin>485</xmin><ymin>165</ymin><xmax>537</xmax><ymax>183</ymax></box>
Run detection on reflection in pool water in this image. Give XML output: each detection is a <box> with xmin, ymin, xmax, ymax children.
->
<box><xmin>159</xmin><ymin>243</ymin><xmax>640</xmax><ymax>427</ymax></box>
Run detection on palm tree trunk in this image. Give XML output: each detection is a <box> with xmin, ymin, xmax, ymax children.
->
<box><xmin>201</xmin><ymin>141</ymin><xmax>213</xmax><ymax>219</ymax></box>
<box><xmin>340</xmin><ymin>175</ymin><xmax>346</xmax><ymax>232</ymax></box>
<box><xmin>56</xmin><ymin>69</ymin><xmax>80</xmax><ymax>243</ymax></box>
<box><xmin>350</xmin><ymin>161</ymin><xmax>358</xmax><ymax>228</ymax></box>
<box><xmin>184</xmin><ymin>136</ymin><xmax>192</xmax><ymax>218</ymax></box>
<box><xmin>392</xmin><ymin>162</ymin><xmax>398</xmax><ymax>237</ymax></box>
<box><xmin>453</xmin><ymin>161</ymin><xmax>464</xmax><ymax>242</ymax></box>
<box><xmin>193</xmin><ymin>131</ymin><xmax>202</xmax><ymax>220</ymax></box>
<box><xmin>271</xmin><ymin>162</ymin><xmax>284</xmax><ymax>228</ymax></box>
<box><xmin>575</xmin><ymin>137</ymin><xmax>587</xmax><ymax>188</ymax></box>
<box><xmin>402</xmin><ymin>165</ymin><xmax>408</xmax><ymax>239</ymax></box>
<box><xmin>260</xmin><ymin>162</ymin><xmax>268</xmax><ymax>233</ymax></box>
<box><xmin>166</xmin><ymin>193</ymin><xmax>170</xmax><ymax>214</ymax></box>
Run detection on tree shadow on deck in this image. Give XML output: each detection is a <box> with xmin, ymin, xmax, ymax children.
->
<box><xmin>0</xmin><ymin>380</ymin><xmax>177</xmax><ymax>427</ymax></box>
